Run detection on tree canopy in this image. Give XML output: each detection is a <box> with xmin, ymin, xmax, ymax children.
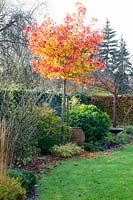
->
<box><xmin>25</xmin><ymin>2</ymin><xmax>105</xmax><ymax>84</ymax></box>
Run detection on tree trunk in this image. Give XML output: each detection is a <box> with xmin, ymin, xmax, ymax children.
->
<box><xmin>66</xmin><ymin>96</ymin><xmax>69</xmax><ymax>126</ymax></box>
<box><xmin>113</xmin><ymin>94</ymin><xmax>117</xmax><ymax>127</ymax></box>
<box><xmin>60</xmin><ymin>79</ymin><xmax>67</xmax><ymax>144</ymax></box>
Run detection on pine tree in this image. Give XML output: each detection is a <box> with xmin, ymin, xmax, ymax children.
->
<box><xmin>99</xmin><ymin>19</ymin><xmax>118</xmax><ymax>71</ymax></box>
<box><xmin>98</xmin><ymin>20</ymin><xmax>132</xmax><ymax>94</ymax></box>
<box><xmin>115</xmin><ymin>36</ymin><xmax>132</xmax><ymax>93</ymax></box>
<box><xmin>94</xmin><ymin>20</ymin><xmax>132</xmax><ymax>127</ymax></box>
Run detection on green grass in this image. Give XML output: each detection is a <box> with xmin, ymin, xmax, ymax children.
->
<box><xmin>39</xmin><ymin>145</ymin><xmax>133</xmax><ymax>200</ymax></box>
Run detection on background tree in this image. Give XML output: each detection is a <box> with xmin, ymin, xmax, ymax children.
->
<box><xmin>94</xmin><ymin>20</ymin><xmax>132</xmax><ymax>127</ymax></box>
<box><xmin>116</xmin><ymin>36</ymin><xmax>132</xmax><ymax>93</ymax></box>
<box><xmin>99</xmin><ymin>19</ymin><xmax>118</xmax><ymax>69</ymax></box>
<box><xmin>0</xmin><ymin>0</ymin><xmax>51</xmax><ymax>89</ymax></box>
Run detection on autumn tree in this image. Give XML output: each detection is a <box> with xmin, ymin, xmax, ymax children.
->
<box><xmin>25</xmin><ymin>2</ymin><xmax>105</xmax><ymax>141</ymax></box>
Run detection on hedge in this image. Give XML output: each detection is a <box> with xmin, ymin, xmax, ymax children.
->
<box><xmin>0</xmin><ymin>89</ymin><xmax>62</xmax><ymax>115</ymax></box>
<box><xmin>0</xmin><ymin>89</ymin><xmax>132</xmax><ymax>125</ymax></box>
<box><xmin>69</xmin><ymin>92</ymin><xmax>132</xmax><ymax>125</ymax></box>
<box><xmin>89</xmin><ymin>95</ymin><xmax>133</xmax><ymax>125</ymax></box>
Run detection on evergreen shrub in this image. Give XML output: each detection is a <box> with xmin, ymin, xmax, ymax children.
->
<box><xmin>35</xmin><ymin>104</ymin><xmax>71</xmax><ymax>154</ymax></box>
<box><xmin>7</xmin><ymin>168</ymin><xmax>37</xmax><ymax>192</ymax></box>
<box><xmin>69</xmin><ymin>104</ymin><xmax>110</xmax><ymax>144</ymax></box>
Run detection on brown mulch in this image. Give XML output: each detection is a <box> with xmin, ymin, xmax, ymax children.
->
<box><xmin>22</xmin><ymin>151</ymin><xmax>115</xmax><ymax>175</ymax></box>
<box><xmin>23</xmin><ymin>155</ymin><xmax>62</xmax><ymax>174</ymax></box>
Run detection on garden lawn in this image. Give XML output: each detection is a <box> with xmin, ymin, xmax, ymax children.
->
<box><xmin>39</xmin><ymin>145</ymin><xmax>133</xmax><ymax>200</ymax></box>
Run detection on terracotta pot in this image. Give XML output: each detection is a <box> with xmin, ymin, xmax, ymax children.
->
<box><xmin>70</xmin><ymin>127</ymin><xmax>85</xmax><ymax>145</ymax></box>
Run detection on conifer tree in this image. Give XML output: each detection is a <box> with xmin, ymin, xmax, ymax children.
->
<box><xmin>95</xmin><ymin>20</ymin><xmax>132</xmax><ymax>127</ymax></box>
<box><xmin>99</xmin><ymin>19</ymin><xmax>118</xmax><ymax>71</ymax></box>
<box><xmin>116</xmin><ymin>36</ymin><xmax>132</xmax><ymax>93</ymax></box>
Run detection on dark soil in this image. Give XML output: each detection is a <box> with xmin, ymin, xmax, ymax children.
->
<box><xmin>23</xmin><ymin>150</ymin><xmax>116</xmax><ymax>174</ymax></box>
<box><xmin>23</xmin><ymin>155</ymin><xmax>62</xmax><ymax>175</ymax></box>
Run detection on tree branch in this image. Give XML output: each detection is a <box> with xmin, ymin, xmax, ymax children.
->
<box><xmin>0</xmin><ymin>20</ymin><xmax>16</xmax><ymax>32</ymax></box>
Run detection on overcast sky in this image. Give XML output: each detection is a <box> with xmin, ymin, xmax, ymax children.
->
<box><xmin>9</xmin><ymin>0</ymin><xmax>133</xmax><ymax>57</ymax></box>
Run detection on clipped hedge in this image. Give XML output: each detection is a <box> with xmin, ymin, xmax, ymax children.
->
<box><xmin>69</xmin><ymin>93</ymin><xmax>132</xmax><ymax>125</ymax></box>
<box><xmin>89</xmin><ymin>96</ymin><xmax>133</xmax><ymax>125</ymax></box>
<box><xmin>0</xmin><ymin>89</ymin><xmax>132</xmax><ymax>125</ymax></box>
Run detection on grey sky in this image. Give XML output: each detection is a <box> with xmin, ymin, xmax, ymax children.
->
<box><xmin>9</xmin><ymin>0</ymin><xmax>133</xmax><ymax>57</ymax></box>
